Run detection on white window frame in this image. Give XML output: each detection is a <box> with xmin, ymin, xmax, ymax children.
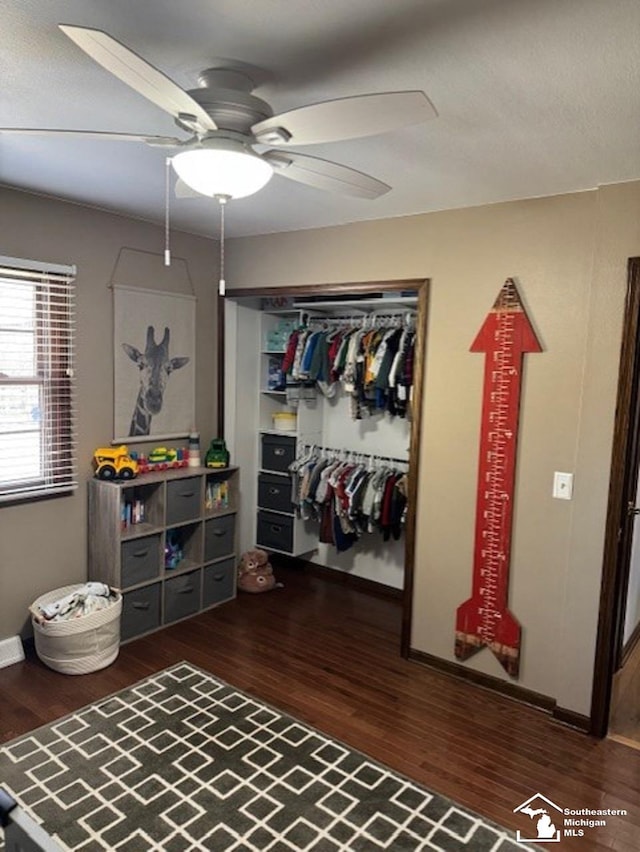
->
<box><xmin>0</xmin><ymin>255</ymin><xmax>77</xmax><ymax>503</ymax></box>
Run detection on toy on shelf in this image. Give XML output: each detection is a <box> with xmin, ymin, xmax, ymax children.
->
<box><xmin>188</xmin><ymin>432</ymin><xmax>201</xmax><ymax>468</ymax></box>
<box><xmin>149</xmin><ymin>447</ymin><xmax>178</xmax><ymax>463</ymax></box>
<box><xmin>205</xmin><ymin>438</ymin><xmax>230</xmax><ymax>469</ymax></box>
<box><xmin>93</xmin><ymin>446</ymin><xmax>138</xmax><ymax>480</ymax></box>
<box><xmin>164</xmin><ymin>530</ymin><xmax>183</xmax><ymax>569</ymax></box>
<box><xmin>134</xmin><ymin>446</ymin><xmax>189</xmax><ymax>474</ymax></box>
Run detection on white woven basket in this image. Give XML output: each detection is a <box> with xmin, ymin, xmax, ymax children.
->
<box><xmin>30</xmin><ymin>585</ymin><xmax>122</xmax><ymax>675</ymax></box>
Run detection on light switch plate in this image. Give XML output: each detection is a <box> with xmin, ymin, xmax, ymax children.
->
<box><xmin>553</xmin><ymin>471</ymin><xmax>574</xmax><ymax>500</ymax></box>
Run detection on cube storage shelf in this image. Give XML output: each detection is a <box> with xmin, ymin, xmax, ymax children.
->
<box><xmin>88</xmin><ymin>465</ymin><xmax>239</xmax><ymax>642</ymax></box>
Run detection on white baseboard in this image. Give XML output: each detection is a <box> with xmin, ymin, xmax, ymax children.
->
<box><xmin>0</xmin><ymin>635</ymin><xmax>25</xmax><ymax>668</ymax></box>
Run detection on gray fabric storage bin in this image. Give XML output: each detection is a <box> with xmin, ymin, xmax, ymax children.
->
<box><xmin>204</xmin><ymin>514</ymin><xmax>235</xmax><ymax>562</ymax></box>
<box><xmin>166</xmin><ymin>477</ymin><xmax>201</xmax><ymax>525</ymax></box>
<box><xmin>261</xmin><ymin>434</ymin><xmax>296</xmax><ymax>473</ymax></box>
<box><xmin>203</xmin><ymin>558</ymin><xmax>236</xmax><ymax>607</ymax></box>
<box><xmin>121</xmin><ymin>534</ymin><xmax>161</xmax><ymax>587</ymax></box>
<box><xmin>258</xmin><ymin>473</ymin><xmax>293</xmax><ymax>513</ymax></box>
<box><xmin>121</xmin><ymin>583</ymin><xmax>161</xmax><ymax>640</ymax></box>
<box><xmin>164</xmin><ymin>570</ymin><xmax>201</xmax><ymax>624</ymax></box>
<box><xmin>257</xmin><ymin>510</ymin><xmax>294</xmax><ymax>553</ymax></box>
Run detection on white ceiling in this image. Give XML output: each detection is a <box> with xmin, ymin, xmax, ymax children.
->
<box><xmin>2</xmin><ymin>0</ymin><xmax>639</xmax><ymax>238</ymax></box>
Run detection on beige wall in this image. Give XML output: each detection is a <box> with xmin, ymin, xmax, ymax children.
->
<box><xmin>226</xmin><ymin>183</ymin><xmax>640</xmax><ymax>716</ymax></box>
<box><xmin>3</xmin><ymin>182</ymin><xmax>638</xmax><ymax>716</ymax></box>
<box><xmin>0</xmin><ymin>187</ymin><xmax>217</xmax><ymax>639</ymax></box>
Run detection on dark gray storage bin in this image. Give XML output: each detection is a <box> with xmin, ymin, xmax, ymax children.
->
<box><xmin>257</xmin><ymin>510</ymin><xmax>294</xmax><ymax>553</ymax></box>
<box><xmin>121</xmin><ymin>534</ymin><xmax>161</xmax><ymax>587</ymax></box>
<box><xmin>258</xmin><ymin>473</ymin><xmax>293</xmax><ymax>513</ymax></box>
<box><xmin>164</xmin><ymin>570</ymin><xmax>201</xmax><ymax>624</ymax></box>
<box><xmin>121</xmin><ymin>583</ymin><xmax>161</xmax><ymax>641</ymax></box>
<box><xmin>261</xmin><ymin>433</ymin><xmax>296</xmax><ymax>473</ymax></box>
<box><xmin>203</xmin><ymin>558</ymin><xmax>236</xmax><ymax>607</ymax></box>
<box><xmin>204</xmin><ymin>514</ymin><xmax>235</xmax><ymax>562</ymax></box>
<box><xmin>166</xmin><ymin>477</ymin><xmax>201</xmax><ymax>526</ymax></box>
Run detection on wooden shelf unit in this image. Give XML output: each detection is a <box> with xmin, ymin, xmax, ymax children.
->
<box><xmin>88</xmin><ymin>465</ymin><xmax>239</xmax><ymax>642</ymax></box>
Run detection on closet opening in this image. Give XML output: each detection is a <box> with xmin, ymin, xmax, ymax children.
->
<box><xmin>219</xmin><ymin>279</ymin><xmax>429</xmax><ymax>656</ymax></box>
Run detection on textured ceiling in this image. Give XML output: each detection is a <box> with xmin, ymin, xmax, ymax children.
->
<box><xmin>2</xmin><ymin>0</ymin><xmax>639</xmax><ymax>238</ymax></box>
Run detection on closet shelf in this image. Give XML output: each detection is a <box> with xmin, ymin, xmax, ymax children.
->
<box><xmin>162</xmin><ymin>559</ymin><xmax>200</xmax><ymax>579</ymax></box>
<box><xmin>292</xmin><ymin>296</ymin><xmax>417</xmax><ymax>310</ymax></box>
<box><xmin>121</xmin><ymin>522</ymin><xmax>163</xmax><ymax>541</ymax></box>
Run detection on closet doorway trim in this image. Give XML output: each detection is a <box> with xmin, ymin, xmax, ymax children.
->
<box><xmin>219</xmin><ymin>278</ymin><xmax>429</xmax><ymax>659</ymax></box>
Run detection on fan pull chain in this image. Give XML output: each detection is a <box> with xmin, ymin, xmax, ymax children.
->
<box><xmin>217</xmin><ymin>194</ymin><xmax>228</xmax><ymax>296</ymax></box>
<box><xmin>164</xmin><ymin>157</ymin><xmax>171</xmax><ymax>266</ymax></box>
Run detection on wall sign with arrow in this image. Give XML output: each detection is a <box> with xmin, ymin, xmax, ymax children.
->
<box><xmin>455</xmin><ymin>278</ymin><xmax>542</xmax><ymax>678</ymax></box>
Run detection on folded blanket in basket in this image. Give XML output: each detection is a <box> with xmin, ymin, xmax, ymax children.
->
<box><xmin>39</xmin><ymin>582</ymin><xmax>112</xmax><ymax>621</ymax></box>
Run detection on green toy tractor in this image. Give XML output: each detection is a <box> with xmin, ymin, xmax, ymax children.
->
<box><xmin>205</xmin><ymin>438</ymin><xmax>230</xmax><ymax>469</ymax></box>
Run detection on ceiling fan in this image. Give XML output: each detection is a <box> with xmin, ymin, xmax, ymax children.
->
<box><xmin>1</xmin><ymin>24</ymin><xmax>437</xmax><ymax>201</ymax></box>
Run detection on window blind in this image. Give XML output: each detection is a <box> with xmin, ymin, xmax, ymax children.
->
<box><xmin>0</xmin><ymin>255</ymin><xmax>77</xmax><ymax>503</ymax></box>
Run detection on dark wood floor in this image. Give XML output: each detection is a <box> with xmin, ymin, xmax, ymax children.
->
<box><xmin>3</xmin><ymin>563</ymin><xmax>640</xmax><ymax>851</ymax></box>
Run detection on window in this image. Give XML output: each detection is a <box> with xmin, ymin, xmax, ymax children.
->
<box><xmin>0</xmin><ymin>255</ymin><xmax>77</xmax><ymax>503</ymax></box>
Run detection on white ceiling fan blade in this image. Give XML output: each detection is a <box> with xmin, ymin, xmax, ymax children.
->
<box><xmin>0</xmin><ymin>128</ymin><xmax>183</xmax><ymax>147</ymax></box>
<box><xmin>264</xmin><ymin>151</ymin><xmax>390</xmax><ymax>199</ymax></box>
<box><xmin>252</xmin><ymin>91</ymin><xmax>436</xmax><ymax>146</ymax></box>
<box><xmin>59</xmin><ymin>25</ymin><xmax>217</xmax><ymax>134</ymax></box>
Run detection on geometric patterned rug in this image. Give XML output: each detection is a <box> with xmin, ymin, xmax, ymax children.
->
<box><xmin>0</xmin><ymin>663</ymin><xmax>537</xmax><ymax>851</ymax></box>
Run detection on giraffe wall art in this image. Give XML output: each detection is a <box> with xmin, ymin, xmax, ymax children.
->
<box><xmin>122</xmin><ymin>326</ymin><xmax>190</xmax><ymax>437</ymax></box>
<box><xmin>113</xmin><ymin>287</ymin><xmax>196</xmax><ymax>442</ymax></box>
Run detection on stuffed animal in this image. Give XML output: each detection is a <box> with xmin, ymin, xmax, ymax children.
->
<box><xmin>237</xmin><ymin>548</ymin><xmax>283</xmax><ymax>594</ymax></box>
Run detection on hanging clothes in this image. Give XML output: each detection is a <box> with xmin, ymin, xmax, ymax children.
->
<box><xmin>288</xmin><ymin>446</ymin><xmax>409</xmax><ymax>553</ymax></box>
<box><xmin>280</xmin><ymin>313</ymin><xmax>417</xmax><ymax>421</ymax></box>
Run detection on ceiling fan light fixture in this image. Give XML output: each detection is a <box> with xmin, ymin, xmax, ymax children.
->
<box><xmin>172</xmin><ymin>140</ymin><xmax>273</xmax><ymax>199</ymax></box>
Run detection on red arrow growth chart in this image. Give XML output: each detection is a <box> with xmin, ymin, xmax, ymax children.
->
<box><xmin>455</xmin><ymin>279</ymin><xmax>541</xmax><ymax>677</ymax></box>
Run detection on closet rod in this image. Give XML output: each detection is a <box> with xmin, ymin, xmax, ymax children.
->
<box><xmin>300</xmin><ymin>443</ymin><xmax>409</xmax><ymax>466</ymax></box>
<box><xmin>306</xmin><ymin>311</ymin><xmax>416</xmax><ymax>323</ymax></box>
<box><xmin>306</xmin><ymin>313</ymin><xmax>366</xmax><ymax>322</ymax></box>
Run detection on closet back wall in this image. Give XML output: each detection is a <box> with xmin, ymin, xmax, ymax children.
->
<box><xmin>0</xmin><ymin>187</ymin><xmax>218</xmax><ymax>639</ymax></box>
<box><xmin>225</xmin><ymin>299</ymin><xmax>415</xmax><ymax>590</ymax></box>
<box><xmin>315</xmin><ymin>342</ymin><xmax>411</xmax><ymax>589</ymax></box>
<box><xmin>225</xmin><ymin>182</ymin><xmax>640</xmax><ymax>718</ymax></box>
